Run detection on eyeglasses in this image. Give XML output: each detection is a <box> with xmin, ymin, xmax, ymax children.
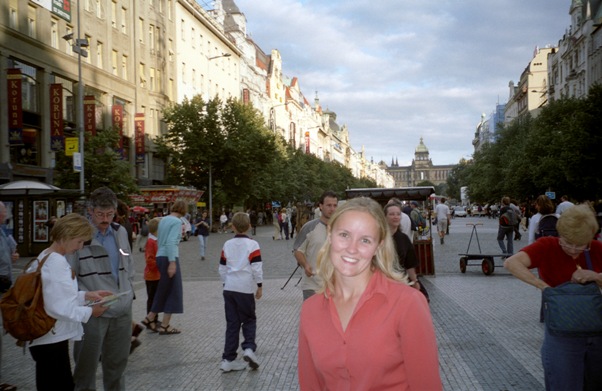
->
<box><xmin>93</xmin><ymin>210</ymin><xmax>115</xmax><ymax>219</ymax></box>
<box><xmin>559</xmin><ymin>237</ymin><xmax>589</xmax><ymax>253</ymax></box>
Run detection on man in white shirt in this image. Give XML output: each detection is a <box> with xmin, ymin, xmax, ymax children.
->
<box><xmin>555</xmin><ymin>195</ymin><xmax>574</xmax><ymax>215</ymax></box>
<box><xmin>434</xmin><ymin>198</ymin><xmax>451</xmax><ymax>245</ymax></box>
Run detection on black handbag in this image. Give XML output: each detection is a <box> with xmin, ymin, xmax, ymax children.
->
<box><xmin>542</xmin><ymin>250</ymin><xmax>602</xmax><ymax>337</ymax></box>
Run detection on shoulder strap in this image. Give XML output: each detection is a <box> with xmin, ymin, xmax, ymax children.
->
<box><xmin>22</xmin><ymin>253</ymin><xmax>52</xmax><ymax>275</ymax></box>
<box><xmin>584</xmin><ymin>249</ymin><xmax>593</xmax><ymax>270</ymax></box>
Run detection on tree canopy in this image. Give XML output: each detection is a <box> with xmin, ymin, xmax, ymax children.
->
<box><xmin>450</xmin><ymin>84</ymin><xmax>602</xmax><ymax>203</ymax></box>
<box><xmin>155</xmin><ymin>96</ymin><xmax>376</xmax><ymax>212</ymax></box>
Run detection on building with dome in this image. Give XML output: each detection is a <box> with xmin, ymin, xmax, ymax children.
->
<box><xmin>385</xmin><ymin>138</ymin><xmax>455</xmax><ymax>187</ymax></box>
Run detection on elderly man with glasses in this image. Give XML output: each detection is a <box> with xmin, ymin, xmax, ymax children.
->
<box><xmin>67</xmin><ymin>187</ymin><xmax>135</xmax><ymax>391</ymax></box>
<box><xmin>504</xmin><ymin>204</ymin><xmax>602</xmax><ymax>391</ymax></box>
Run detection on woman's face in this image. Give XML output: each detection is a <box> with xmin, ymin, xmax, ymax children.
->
<box><xmin>385</xmin><ymin>205</ymin><xmax>402</xmax><ymax>230</ymax></box>
<box><xmin>60</xmin><ymin>236</ymin><xmax>88</xmax><ymax>255</ymax></box>
<box><xmin>329</xmin><ymin>210</ymin><xmax>381</xmax><ymax>280</ymax></box>
<box><xmin>559</xmin><ymin>236</ymin><xmax>589</xmax><ymax>259</ymax></box>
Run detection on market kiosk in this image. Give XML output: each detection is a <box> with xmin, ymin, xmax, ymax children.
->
<box><xmin>344</xmin><ymin>186</ymin><xmax>436</xmax><ymax>276</ymax></box>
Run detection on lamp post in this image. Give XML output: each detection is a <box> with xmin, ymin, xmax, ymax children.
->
<box><xmin>63</xmin><ymin>2</ymin><xmax>88</xmax><ymax>194</ymax></box>
<box><xmin>205</xmin><ymin>53</ymin><xmax>231</xmax><ymax>227</ymax></box>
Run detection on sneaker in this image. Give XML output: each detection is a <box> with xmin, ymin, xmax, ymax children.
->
<box><xmin>201</xmin><ymin>256</ymin><xmax>205</xmax><ymax>260</ymax></box>
<box><xmin>220</xmin><ymin>359</ymin><xmax>247</xmax><ymax>372</ymax></box>
<box><xmin>243</xmin><ymin>348</ymin><xmax>260</xmax><ymax>370</ymax></box>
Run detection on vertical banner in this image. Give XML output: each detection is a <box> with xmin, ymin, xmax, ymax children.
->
<box><xmin>134</xmin><ymin>113</ymin><xmax>145</xmax><ymax>164</ymax></box>
<box><xmin>112</xmin><ymin>104</ymin><xmax>124</xmax><ymax>157</ymax></box>
<box><xmin>83</xmin><ymin>96</ymin><xmax>96</xmax><ymax>136</ymax></box>
<box><xmin>50</xmin><ymin>84</ymin><xmax>64</xmax><ymax>151</ymax></box>
<box><xmin>7</xmin><ymin>69</ymin><xmax>23</xmax><ymax>145</ymax></box>
<box><xmin>242</xmin><ymin>88</ymin><xmax>250</xmax><ymax>104</ymax></box>
<box><xmin>305</xmin><ymin>131</ymin><xmax>310</xmax><ymax>154</ymax></box>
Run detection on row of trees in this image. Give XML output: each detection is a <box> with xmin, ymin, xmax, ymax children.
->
<box><xmin>447</xmin><ymin>84</ymin><xmax>602</xmax><ymax>204</ymax></box>
<box><xmin>155</xmin><ymin>96</ymin><xmax>376</xmax><ymax>209</ymax></box>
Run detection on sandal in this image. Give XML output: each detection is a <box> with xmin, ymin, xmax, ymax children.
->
<box><xmin>159</xmin><ymin>325</ymin><xmax>181</xmax><ymax>335</ymax></box>
<box><xmin>0</xmin><ymin>383</ymin><xmax>17</xmax><ymax>391</ymax></box>
<box><xmin>141</xmin><ymin>316</ymin><xmax>158</xmax><ymax>332</ymax></box>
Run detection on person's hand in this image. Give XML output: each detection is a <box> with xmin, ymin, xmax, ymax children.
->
<box><xmin>84</xmin><ymin>290</ymin><xmax>113</xmax><ymax>302</ymax></box>
<box><xmin>303</xmin><ymin>264</ymin><xmax>314</xmax><ymax>277</ymax></box>
<box><xmin>571</xmin><ymin>268</ymin><xmax>597</xmax><ymax>284</ymax></box>
<box><xmin>412</xmin><ymin>281</ymin><xmax>421</xmax><ymax>290</ymax></box>
<box><xmin>255</xmin><ymin>286</ymin><xmax>263</xmax><ymax>300</ymax></box>
<box><xmin>91</xmin><ymin>303</ymin><xmax>109</xmax><ymax>317</ymax></box>
<box><xmin>168</xmin><ymin>261</ymin><xmax>177</xmax><ymax>278</ymax></box>
<box><xmin>10</xmin><ymin>251</ymin><xmax>19</xmax><ymax>262</ymax></box>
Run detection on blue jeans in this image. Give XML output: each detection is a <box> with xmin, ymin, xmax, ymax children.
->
<box><xmin>541</xmin><ymin>326</ymin><xmax>602</xmax><ymax>390</ymax></box>
<box><xmin>198</xmin><ymin>234</ymin><xmax>208</xmax><ymax>257</ymax></box>
<box><xmin>497</xmin><ymin>226</ymin><xmax>514</xmax><ymax>254</ymax></box>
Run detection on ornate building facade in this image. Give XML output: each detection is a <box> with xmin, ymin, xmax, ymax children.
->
<box><xmin>385</xmin><ymin>138</ymin><xmax>454</xmax><ymax>188</ymax></box>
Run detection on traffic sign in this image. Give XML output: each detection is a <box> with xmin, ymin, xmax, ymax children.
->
<box><xmin>545</xmin><ymin>191</ymin><xmax>555</xmax><ymax>200</ymax></box>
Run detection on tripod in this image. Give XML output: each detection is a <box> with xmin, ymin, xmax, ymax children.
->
<box><xmin>281</xmin><ymin>264</ymin><xmax>303</xmax><ymax>290</ymax></box>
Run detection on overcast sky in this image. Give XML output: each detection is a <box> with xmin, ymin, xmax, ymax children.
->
<box><xmin>221</xmin><ymin>0</ymin><xmax>570</xmax><ymax>166</ymax></box>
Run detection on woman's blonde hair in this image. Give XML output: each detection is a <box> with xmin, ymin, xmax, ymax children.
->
<box><xmin>316</xmin><ymin>197</ymin><xmax>407</xmax><ymax>296</ymax></box>
<box><xmin>50</xmin><ymin>213</ymin><xmax>94</xmax><ymax>242</ymax></box>
<box><xmin>556</xmin><ymin>204</ymin><xmax>598</xmax><ymax>245</ymax></box>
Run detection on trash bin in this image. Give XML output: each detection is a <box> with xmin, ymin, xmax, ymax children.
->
<box><xmin>413</xmin><ymin>239</ymin><xmax>435</xmax><ymax>276</ymax></box>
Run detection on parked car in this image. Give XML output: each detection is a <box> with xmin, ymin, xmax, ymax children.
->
<box><xmin>180</xmin><ymin>217</ymin><xmax>192</xmax><ymax>241</ymax></box>
<box><xmin>470</xmin><ymin>205</ymin><xmax>486</xmax><ymax>217</ymax></box>
<box><xmin>453</xmin><ymin>206</ymin><xmax>467</xmax><ymax>218</ymax></box>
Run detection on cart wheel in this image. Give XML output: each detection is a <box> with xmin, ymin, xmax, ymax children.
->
<box><xmin>481</xmin><ymin>257</ymin><xmax>495</xmax><ymax>276</ymax></box>
<box><xmin>459</xmin><ymin>257</ymin><xmax>467</xmax><ymax>273</ymax></box>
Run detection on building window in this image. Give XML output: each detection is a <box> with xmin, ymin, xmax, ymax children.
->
<box><xmin>149</xmin><ymin>25</ymin><xmax>155</xmax><ymax>50</ymax></box>
<box><xmin>182</xmin><ymin>62</ymin><xmax>186</xmax><ymax>82</ymax></box>
<box><xmin>122</xmin><ymin>55</ymin><xmax>128</xmax><ymax>80</ymax></box>
<box><xmin>121</xmin><ymin>7</ymin><xmax>127</xmax><ymax>33</ymax></box>
<box><xmin>95</xmin><ymin>41</ymin><xmax>104</xmax><ymax>69</ymax></box>
<box><xmin>96</xmin><ymin>0</ymin><xmax>102</xmax><ymax>18</ymax></box>
<box><xmin>111</xmin><ymin>1</ymin><xmax>117</xmax><ymax>28</ymax></box>
<box><xmin>28</xmin><ymin>5</ymin><xmax>37</xmax><ymax>38</ymax></box>
<box><xmin>139</xmin><ymin>18</ymin><xmax>144</xmax><ymax>44</ymax></box>
<box><xmin>191</xmin><ymin>28</ymin><xmax>195</xmax><ymax>48</ymax></box>
<box><xmin>65</xmin><ymin>26</ymin><xmax>73</xmax><ymax>55</ymax></box>
<box><xmin>9</xmin><ymin>8</ymin><xmax>17</xmax><ymax>29</ymax></box>
<box><xmin>181</xmin><ymin>19</ymin><xmax>185</xmax><ymax>40</ymax></box>
<box><xmin>168</xmin><ymin>39</ymin><xmax>173</xmax><ymax>61</ymax></box>
<box><xmin>139</xmin><ymin>63</ymin><xmax>146</xmax><ymax>87</ymax></box>
<box><xmin>150</xmin><ymin>68</ymin><xmax>155</xmax><ymax>91</ymax></box>
<box><xmin>112</xmin><ymin>50</ymin><xmax>118</xmax><ymax>75</ymax></box>
<box><xmin>51</xmin><ymin>19</ymin><xmax>59</xmax><ymax>49</ymax></box>
<box><xmin>85</xmin><ymin>35</ymin><xmax>92</xmax><ymax>64</ymax></box>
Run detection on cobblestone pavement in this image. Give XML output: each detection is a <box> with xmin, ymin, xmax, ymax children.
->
<box><xmin>3</xmin><ymin>216</ymin><xmax>545</xmax><ymax>390</ymax></box>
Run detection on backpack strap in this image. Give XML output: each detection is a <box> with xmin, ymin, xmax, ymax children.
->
<box><xmin>22</xmin><ymin>253</ymin><xmax>52</xmax><ymax>274</ymax></box>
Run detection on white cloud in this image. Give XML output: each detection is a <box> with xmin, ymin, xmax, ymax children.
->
<box><xmin>230</xmin><ymin>0</ymin><xmax>569</xmax><ymax>165</ymax></box>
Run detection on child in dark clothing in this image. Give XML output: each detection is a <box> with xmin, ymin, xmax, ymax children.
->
<box><xmin>218</xmin><ymin>212</ymin><xmax>263</xmax><ymax>372</ymax></box>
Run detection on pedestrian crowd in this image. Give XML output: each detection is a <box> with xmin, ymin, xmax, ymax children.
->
<box><xmin>0</xmin><ymin>190</ymin><xmax>601</xmax><ymax>390</ymax></box>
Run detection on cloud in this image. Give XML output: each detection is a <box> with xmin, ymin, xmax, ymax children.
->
<box><xmin>230</xmin><ymin>0</ymin><xmax>569</xmax><ymax>165</ymax></box>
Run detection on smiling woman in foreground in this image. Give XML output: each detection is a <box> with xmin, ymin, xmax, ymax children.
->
<box><xmin>297</xmin><ymin>197</ymin><xmax>442</xmax><ymax>391</ymax></box>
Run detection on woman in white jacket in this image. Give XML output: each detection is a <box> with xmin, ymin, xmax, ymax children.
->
<box><xmin>28</xmin><ymin>213</ymin><xmax>112</xmax><ymax>391</ymax></box>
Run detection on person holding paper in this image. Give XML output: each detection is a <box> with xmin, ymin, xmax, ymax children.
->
<box><xmin>29</xmin><ymin>213</ymin><xmax>111</xmax><ymax>391</ymax></box>
<box><xmin>67</xmin><ymin>187</ymin><xmax>135</xmax><ymax>391</ymax></box>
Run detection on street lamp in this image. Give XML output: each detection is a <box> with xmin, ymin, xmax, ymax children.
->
<box><xmin>205</xmin><ymin>53</ymin><xmax>231</xmax><ymax>227</ymax></box>
<box><xmin>62</xmin><ymin>1</ymin><xmax>88</xmax><ymax>195</ymax></box>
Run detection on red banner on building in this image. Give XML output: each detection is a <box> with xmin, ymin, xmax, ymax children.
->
<box><xmin>305</xmin><ymin>131</ymin><xmax>310</xmax><ymax>154</ymax></box>
<box><xmin>112</xmin><ymin>104</ymin><xmax>124</xmax><ymax>157</ymax></box>
<box><xmin>84</xmin><ymin>96</ymin><xmax>96</xmax><ymax>136</ymax></box>
<box><xmin>134</xmin><ymin>113</ymin><xmax>145</xmax><ymax>164</ymax></box>
<box><xmin>7</xmin><ymin>69</ymin><xmax>23</xmax><ymax>145</ymax></box>
<box><xmin>50</xmin><ymin>84</ymin><xmax>64</xmax><ymax>151</ymax></box>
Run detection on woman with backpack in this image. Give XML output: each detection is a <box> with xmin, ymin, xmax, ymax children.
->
<box><xmin>28</xmin><ymin>214</ymin><xmax>112</xmax><ymax>391</ymax></box>
<box><xmin>528</xmin><ymin>195</ymin><xmax>558</xmax><ymax>244</ymax></box>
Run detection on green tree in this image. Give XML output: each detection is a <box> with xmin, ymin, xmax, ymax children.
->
<box><xmin>54</xmin><ymin>128</ymin><xmax>138</xmax><ymax>198</ymax></box>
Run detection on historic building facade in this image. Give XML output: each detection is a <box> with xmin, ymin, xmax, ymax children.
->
<box><xmin>385</xmin><ymin>138</ymin><xmax>454</xmax><ymax>188</ymax></box>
